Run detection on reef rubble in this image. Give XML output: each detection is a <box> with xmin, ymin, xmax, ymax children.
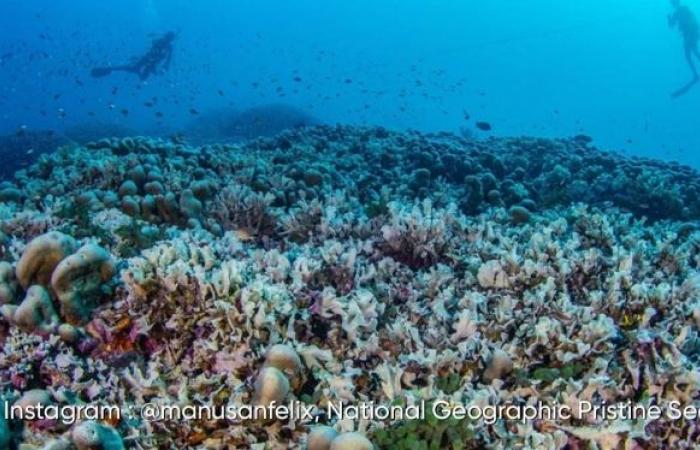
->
<box><xmin>0</xmin><ymin>125</ymin><xmax>699</xmax><ymax>449</ymax></box>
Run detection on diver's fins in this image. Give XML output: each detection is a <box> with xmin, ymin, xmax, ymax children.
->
<box><xmin>671</xmin><ymin>76</ymin><xmax>699</xmax><ymax>99</ymax></box>
<box><xmin>90</xmin><ymin>67</ymin><xmax>114</xmax><ymax>78</ymax></box>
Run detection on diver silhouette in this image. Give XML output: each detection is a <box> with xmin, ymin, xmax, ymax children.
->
<box><xmin>669</xmin><ymin>0</ymin><xmax>700</xmax><ymax>97</ymax></box>
<box><xmin>91</xmin><ymin>31</ymin><xmax>176</xmax><ymax>80</ymax></box>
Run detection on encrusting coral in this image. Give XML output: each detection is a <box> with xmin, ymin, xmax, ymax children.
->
<box><xmin>0</xmin><ymin>126</ymin><xmax>700</xmax><ymax>448</ymax></box>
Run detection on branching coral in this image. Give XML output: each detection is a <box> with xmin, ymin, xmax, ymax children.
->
<box><xmin>211</xmin><ymin>185</ymin><xmax>277</xmax><ymax>237</ymax></box>
<box><xmin>380</xmin><ymin>199</ymin><xmax>462</xmax><ymax>269</ymax></box>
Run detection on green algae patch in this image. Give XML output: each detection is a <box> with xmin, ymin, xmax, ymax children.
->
<box><xmin>371</xmin><ymin>401</ymin><xmax>476</xmax><ymax>450</ymax></box>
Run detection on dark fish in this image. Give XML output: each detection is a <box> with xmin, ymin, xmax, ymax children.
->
<box><xmin>189</xmin><ymin>108</ymin><xmax>199</xmax><ymax>115</ymax></box>
<box><xmin>144</xmin><ymin>101</ymin><xmax>154</xmax><ymax>107</ymax></box>
<box><xmin>155</xmin><ymin>111</ymin><xmax>164</xmax><ymax>117</ymax></box>
<box><xmin>120</xmin><ymin>109</ymin><xmax>129</xmax><ymax>117</ymax></box>
<box><xmin>463</xmin><ymin>110</ymin><xmax>470</xmax><ymax>120</ymax></box>
<box><xmin>217</xmin><ymin>89</ymin><xmax>224</xmax><ymax>96</ymax></box>
<box><xmin>112</xmin><ymin>87</ymin><xmax>118</xmax><ymax>95</ymax></box>
<box><xmin>293</xmin><ymin>76</ymin><xmax>302</xmax><ymax>82</ymax></box>
<box><xmin>475</xmin><ymin>121</ymin><xmax>492</xmax><ymax>131</ymax></box>
<box><xmin>344</xmin><ymin>79</ymin><xmax>353</xmax><ymax>84</ymax></box>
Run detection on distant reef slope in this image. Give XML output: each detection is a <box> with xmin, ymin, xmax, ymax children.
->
<box><xmin>0</xmin><ymin>130</ymin><xmax>70</xmax><ymax>179</ymax></box>
<box><xmin>183</xmin><ymin>103</ymin><xmax>320</xmax><ymax>143</ymax></box>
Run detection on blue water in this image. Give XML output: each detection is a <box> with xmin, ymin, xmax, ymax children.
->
<box><xmin>0</xmin><ymin>0</ymin><xmax>698</xmax><ymax>165</ymax></box>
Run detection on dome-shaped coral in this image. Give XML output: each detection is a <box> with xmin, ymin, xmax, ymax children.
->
<box><xmin>13</xmin><ymin>285</ymin><xmax>59</xmax><ymax>334</ymax></box>
<box><xmin>71</xmin><ymin>421</ymin><xmax>124</xmax><ymax>450</ymax></box>
<box><xmin>51</xmin><ymin>244</ymin><xmax>115</xmax><ymax>324</ymax></box>
<box><xmin>16</xmin><ymin>232</ymin><xmax>77</xmax><ymax>289</ymax></box>
<box><xmin>306</xmin><ymin>425</ymin><xmax>338</xmax><ymax>450</ymax></box>
<box><xmin>253</xmin><ymin>366</ymin><xmax>290</xmax><ymax>406</ymax></box>
<box><xmin>264</xmin><ymin>343</ymin><xmax>303</xmax><ymax>390</ymax></box>
<box><xmin>330</xmin><ymin>432</ymin><xmax>374</xmax><ymax>450</ymax></box>
<box><xmin>0</xmin><ymin>261</ymin><xmax>17</xmax><ymax>305</ymax></box>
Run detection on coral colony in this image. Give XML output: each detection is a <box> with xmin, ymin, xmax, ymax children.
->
<box><xmin>1</xmin><ymin>125</ymin><xmax>700</xmax><ymax>448</ymax></box>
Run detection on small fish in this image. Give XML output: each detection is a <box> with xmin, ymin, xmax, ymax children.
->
<box><xmin>463</xmin><ymin>110</ymin><xmax>470</xmax><ymax>120</ymax></box>
<box><xmin>189</xmin><ymin>108</ymin><xmax>199</xmax><ymax>115</ymax></box>
<box><xmin>475</xmin><ymin>121</ymin><xmax>492</xmax><ymax>131</ymax></box>
<box><xmin>293</xmin><ymin>76</ymin><xmax>302</xmax><ymax>82</ymax></box>
<box><xmin>155</xmin><ymin>111</ymin><xmax>164</xmax><ymax>117</ymax></box>
<box><xmin>144</xmin><ymin>101</ymin><xmax>154</xmax><ymax>107</ymax></box>
<box><xmin>120</xmin><ymin>109</ymin><xmax>129</xmax><ymax>117</ymax></box>
<box><xmin>217</xmin><ymin>89</ymin><xmax>224</xmax><ymax>96</ymax></box>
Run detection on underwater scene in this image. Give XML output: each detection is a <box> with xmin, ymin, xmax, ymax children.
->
<box><xmin>2</xmin><ymin>0</ymin><xmax>700</xmax><ymax>449</ymax></box>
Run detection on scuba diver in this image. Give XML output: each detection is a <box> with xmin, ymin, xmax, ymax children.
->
<box><xmin>669</xmin><ymin>0</ymin><xmax>700</xmax><ymax>80</ymax></box>
<box><xmin>91</xmin><ymin>31</ymin><xmax>176</xmax><ymax>80</ymax></box>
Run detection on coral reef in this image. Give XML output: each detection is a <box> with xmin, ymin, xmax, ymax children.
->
<box><xmin>0</xmin><ymin>125</ymin><xmax>699</xmax><ymax>449</ymax></box>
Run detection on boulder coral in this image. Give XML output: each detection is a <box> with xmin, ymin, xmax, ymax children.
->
<box><xmin>253</xmin><ymin>366</ymin><xmax>290</xmax><ymax>406</ymax></box>
<box><xmin>12</xmin><ymin>285</ymin><xmax>59</xmax><ymax>334</ymax></box>
<box><xmin>0</xmin><ymin>261</ymin><xmax>17</xmax><ymax>304</ymax></box>
<box><xmin>14</xmin><ymin>388</ymin><xmax>53</xmax><ymax>415</ymax></box>
<box><xmin>16</xmin><ymin>231</ymin><xmax>77</xmax><ymax>289</ymax></box>
<box><xmin>264</xmin><ymin>343</ymin><xmax>304</xmax><ymax>390</ymax></box>
<box><xmin>329</xmin><ymin>432</ymin><xmax>374</xmax><ymax>450</ymax></box>
<box><xmin>307</xmin><ymin>426</ymin><xmax>339</xmax><ymax>450</ymax></box>
<box><xmin>70</xmin><ymin>421</ymin><xmax>124</xmax><ymax>450</ymax></box>
<box><xmin>51</xmin><ymin>244</ymin><xmax>114</xmax><ymax>324</ymax></box>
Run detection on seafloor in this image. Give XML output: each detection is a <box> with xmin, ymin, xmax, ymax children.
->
<box><xmin>1</xmin><ymin>125</ymin><xmax>700</xmax><ymax>449</ymax></box>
